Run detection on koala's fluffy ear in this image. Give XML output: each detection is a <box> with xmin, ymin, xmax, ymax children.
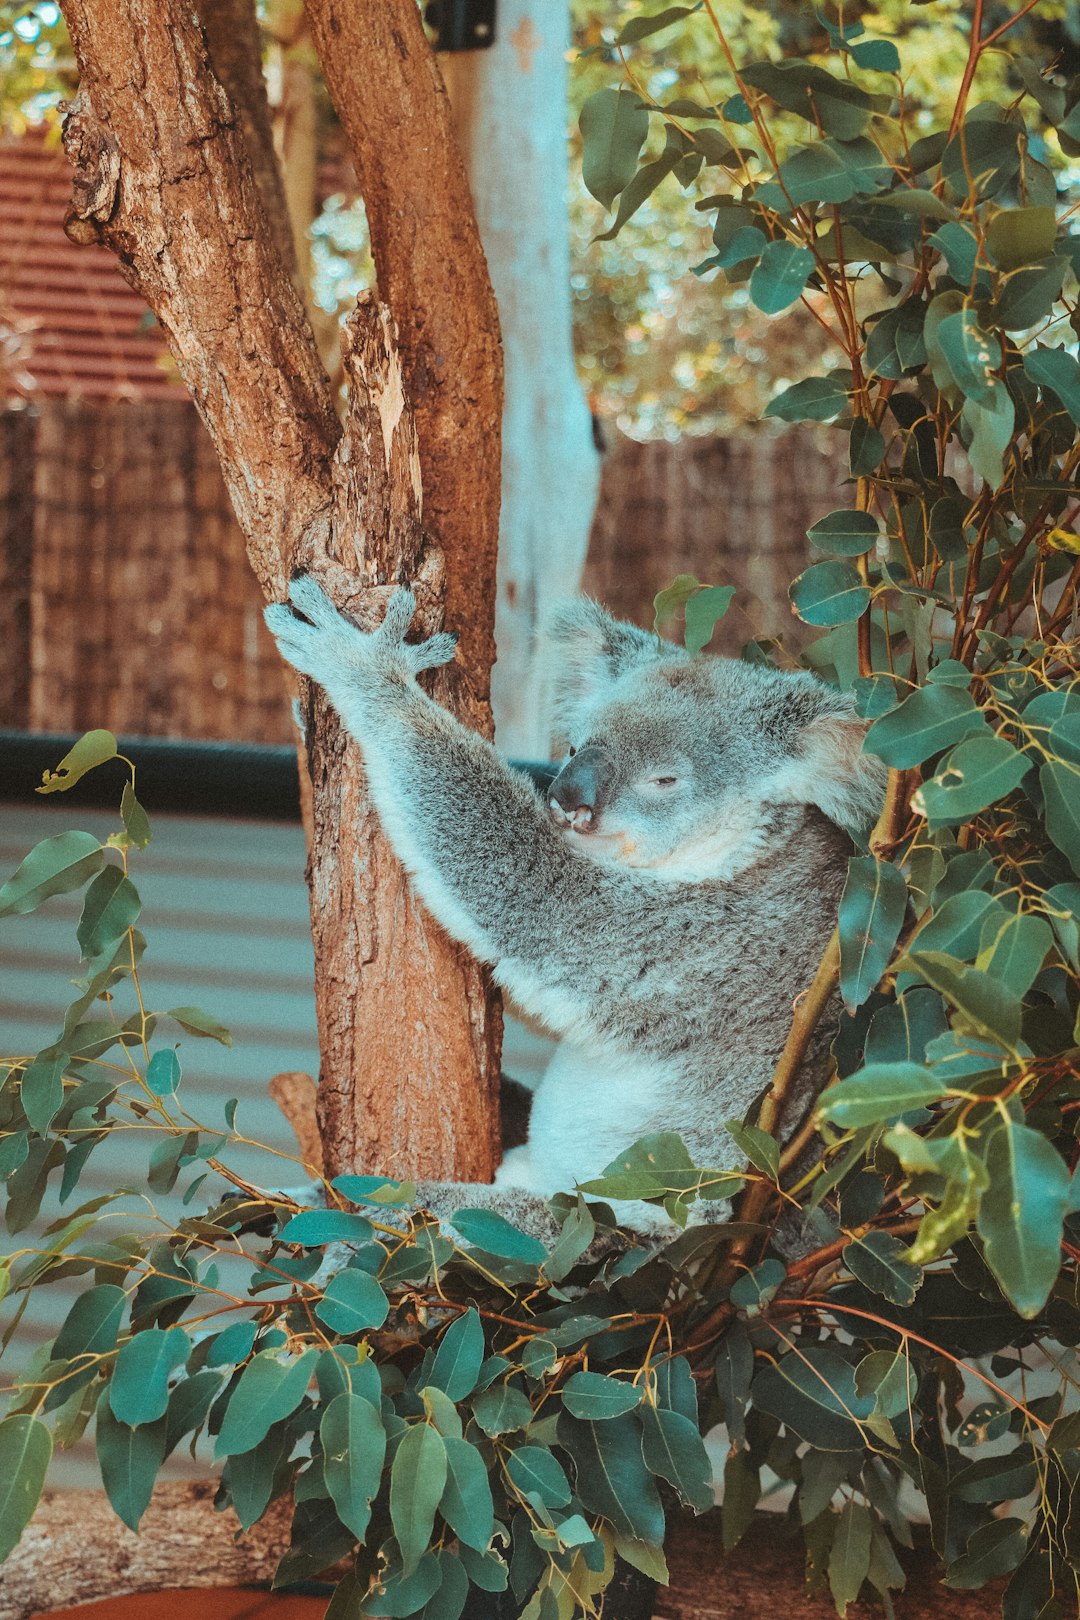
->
<box><xmin>542</xmin><ymin>599</ymin><xmax>681</xmax><ymax>735</ymax></box>
<box><xmin>770</xmin><ymin>681</ymin><xmax>887</xmax><ymax>835</ymax></box>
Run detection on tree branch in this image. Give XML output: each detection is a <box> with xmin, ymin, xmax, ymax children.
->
<box><xmin>301</xmin><ymin>0</ymin><xmax>504</xmax><ymax>695</ymax></box>
<box><xmin>58</xmin><ymin>0</ymin><xmax>339</xmax><ymax>591</ymax></box>
<box><xmin>0</xmin><ymin>1485</ymin><xmax>291</xmax><ymax>1620</ymax></box>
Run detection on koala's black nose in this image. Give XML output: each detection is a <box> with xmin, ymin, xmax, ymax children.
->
<box><xmin>548</xmin><ymin>746</ymin><xmax>613</xmax><ymax>833</ymax></box>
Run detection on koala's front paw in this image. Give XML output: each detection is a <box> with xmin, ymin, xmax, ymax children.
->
<box><xmin>264</xmin><ymin>577</ymin><xmax>457</xmax><ymax>690</ymax></box>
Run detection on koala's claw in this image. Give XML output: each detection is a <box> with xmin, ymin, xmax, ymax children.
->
<box><xmin>265</xmin><ymin>578</ymin><xmax>456</xmax><ymax>686</ymax></box>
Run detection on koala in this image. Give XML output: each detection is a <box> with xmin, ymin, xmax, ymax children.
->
<box><xmin>265</xmin><ymin>576</ymin><xmax>885</xmax><ymax>1239</ymax></box>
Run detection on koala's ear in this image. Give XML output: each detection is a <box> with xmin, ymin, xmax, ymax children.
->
<box><xmin>769</xmin><ymin>682</ymin><xmax>887</xmax><ymax>835</ymax></box>
<box><xmin>542</xmin><ymin>599</ymin><xmax>680</xmax><ymax>734</ymax></box>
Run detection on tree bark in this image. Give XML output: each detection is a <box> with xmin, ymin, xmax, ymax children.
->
<box><xmin>0</xmin><ymin>1486</ymin><xmax>291</xmax><ymax>1619</ymax></box>
<box><xmin>56</xmin><ymin>0</ymin><xmax>502</xmax><ymax>1184</ymax></box>
<box><xmin>442</xmin><ymin>3</ymin><xmax>601</xmax><ymax>755</ymax></box>
<box><xmin>197</xmin><ymin>0</ymin><xmax>301</xmax><ymax>288</ymax></box>
<box><xmin>0</xmin><ymin>1493</ymin><xmax>1005</xmax><ymax>1620</ymax></box>
<box><xmin>306</xmin><ymin>300</ymin><xmax>500</xmax><ymax>1180</ymax></box>
<box><xmin>301</xmin><ymin>0</ymin><xmax>504</xmax><ymax>696</ymax></box>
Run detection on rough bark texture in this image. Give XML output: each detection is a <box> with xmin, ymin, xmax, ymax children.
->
<box><xmin>306</xmin><ymin>301</ymin><xmax>501</xmax><ymax>1180</ymax></box>
<box><xmin>302</xmin><ymin>0</ymin><xmax>504</xmax><ymax>694</ymax></box>
<box><xmin>197</xmin><ymin>0</ymin><xmax>300</xmax><ymax>287</ymax></box>
<box><xmin>1</xmin><ymin>1494</ymin><xmax>1004</xmax><ymax>1620</ymax></box>
<box><xmin>442</xmin><ymin>4</ymin><xmax>601</xmax><ymax>754</ymax></box>
<box><xmin>55</xmin><ymin>0</ymin><xmax>502</xmax><ymax>1182</ymax></box>
<box><xmin>0</xmin><ymin>1485</ymin><xmax>291</xmax><ymax>1619</ymax></box>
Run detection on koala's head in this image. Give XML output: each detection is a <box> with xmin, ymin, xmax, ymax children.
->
<box><xmin>542</xmin><ymin>599</ymin><xmax>886</xmax><ymax>876</ymax></box>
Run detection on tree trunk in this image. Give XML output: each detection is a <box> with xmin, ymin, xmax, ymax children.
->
<box><xmin>442</xmin><ymin>4</ymin><xmax>601</xmax><ymax>755</ymax></box>
<box><xmin>56</xmin><ymin>0</ymin><xmax>503</xmax><ymax>1188</ymax></box>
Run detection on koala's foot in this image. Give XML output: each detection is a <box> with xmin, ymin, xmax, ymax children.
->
<box><xmin>264</xmin><ymin>576</ymin><xmax>458</xmax><ymax>690</ymax></box>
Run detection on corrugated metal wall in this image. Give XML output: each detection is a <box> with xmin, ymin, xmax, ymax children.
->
<box><xmin>0</xmin><ymin>802</ymin><xmax>552</xmax><ymax>1487</ymax></box>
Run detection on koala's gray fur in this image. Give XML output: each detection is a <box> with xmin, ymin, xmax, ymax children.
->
<box><xmin>265</xmin><ymin>577</ymin><xmax>885</xmax><ymax>1243</ymax></box>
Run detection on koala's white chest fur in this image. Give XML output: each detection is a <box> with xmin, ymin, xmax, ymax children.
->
<box><xmin>496</xmin><ymin>1039</ymin><xmax>672</xmax><ymax>1198</ymax></box>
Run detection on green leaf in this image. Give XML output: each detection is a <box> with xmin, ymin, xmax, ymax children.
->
<box><xmin>987</xmin><ymin>206</ymin><xmax>1058</xmax><ymax>271</ymax></box>
<box><xmin>164</xmin><ymin>1369</ymin><xmax>224</xmax><ymax>1456</ymax></box>
<box><xmin>579</xmin><ymin>89</ymin><xmax>649</xmax><ymax>209</ymax></box>
<box><xmin>440</xmin><ymin>1436</ymin><xmax>495</xmax><ymax>1550</ymax></box>
<box><xmin>741</xmin><ymin>59</ymin><xmax>877</xmax><ymax>142</ymax></box>
<box><xmin>730</xmin><ymin>1257</ymin><xmax>784</xmax><ymax>1315</ymax></box>
<box><xmin>391</xmin><ymin>1422</ymin><xmax>448</xmax><ymax>1576</ymax></box>
<box><xmin>1024</xmin><ymin>346</ymin><xmax>1080</xmax><ymax>425</ymax></box>
<box><xmin>843</xmin><ymin>1232</ymin><xmax>922</xmax><ymax>1306</ymax></box>
<box><xmin>946</xmin><ymin>1518</ymin><xmax>1029</xmax><ymax>1590</ymax></box>
<box><xmin>320</xmin><ymin>1391</ymin><xmax>386</xmax><ymax>1541</ymax></box>
<box><xmin>848</xmin><ymin>419</ymin><xmax>885</xmax><ymax>478</ymax></box>
<box><xmin>864</xmin><ymin>684</ymin><xmax>985</xmax><ymax>768</ymax></box>
<box><xmin>838</xmin><ymin>857</ymin><xmax>907</xmax><ymax>1009</ymax></box>
<box><xmin>807</xmin><ymin>509</ymin><xmax>882</xmax><ymax>558</ymax></box>
<box><xmin>35</xmin><ymin>729</ymin><xmax>117</xmax><ymax>794</ymax></box>
<box><xmin>684</xmin><ymin>585</ymin><xmax>735</xmax><ymax>655</ymax></box>
<box><xmin>21</xmin><ymin>1055</ymin><xmax>65</xmax><ymax>1136</ymax></box>
<box><xmin>562</xmin><ymin>1373</ymin><xmax>641</xmax><ymax>1421</ymax></box>
<box><xmin>449</xmin><ymin>1208</ymin><xmax>546</xmax><ymax>1264</ymax></box>
<box><xmin>164</xmin><ymin>1006</ymin><xmax>232</xmax><ymax>1046</ymax></box>
<box><xmin>77</xmin><ymin>866</ymin><xmax>140</xmax><ymax>960</ymax></box>
<box><xmin>428</xmin><ymin>1308</ymin><xmax>484</xmax><ymax>1402</ymax></box>
<box><xmin>0</xmin><ymin>831</ymin><xmax>104</xmax><ymax>919</ymax></box>
<box><xmin>818</xmin><ymin>1063</ymin><xmax>946</xmax><ymax>1128</ymax></box>
<box><xmin>557</xmin><ymin>1412</ymin><xmax>665</xmax><ymax>1544</ymax></box>
<box><xmin>53</xmin><ymin>1282</ymin><xmax>126</xmax><ymax>1362</ymax></box>
<box><xmin>763</xmin><ymin>375</ymin><xmax>848</xmax><ymax>423</ymax></box>
<box><xmin>790</xmin><ymin>561</ymin><xmax>870</xmax><ymax>627</ymax></box>
<box><xmin>96</xmin><ymin>1396</ymin><xmax>166</xmax><ymax>1532</ymax></box>
<box><xmin>963</xmin><ymin>379</ymin><xmax>1014</xmax><ymax>489</ymax></box>
<box><xmin>639</xmin><ymin>1405</ymin><xmax>713</xmax><ymax>1511</ymax></box>
<box><xmin>975</xmin><ymin>911</ymin><xmax>1053</xmax><ymax>1000</ymax></box>
<box><xmin>654</xmin><ymin>573</ymin><xmax>704</xmax><ymax>634</ymax></box>
<box><xmin>472</xmin><ymin>1383</ymin><xmax>534</xmax><ymax>1437</ymax></box>
<box><xmin>914</xmin><ymin>734</ymin><xmax>1031</xmax><ymax>827</ymax></box>
<box><xmin>902</xmin><ymin>951</ymin><xmax>1021</xmax><ymax>1049</ymax></box>
<box><xmin>280</xmin><ymin>1209</ymin><xmax>374</xmax><ymax>1245</ymax></box>
<box><xmin>0</xmin><ymin>1415</ymin><xmax>52</xmax><ymax>1561</ymax></box>
<box><xmin>617</xmin><ymin>5</ymin><xmax>699</xmax><ymax>44</ymax></box>
<box><xmin>366</xmin><ymin>1554</ymin><xmax>442</xmax><ymax>1618</ymax></box>
<box><xmin>849</xmin><ymin>37</ymin><xmax>900</xmax><ymax>72</ymax></box>
<box><xmin>120</xmin><ymin>782</ymin><xmax>152</xmax><ymax>849</ymax></box>
<box><xmin>1041</xmin><ymin>760</ymin><xmax>1080</xmax><ymax>875</ymax></box>
<box><xmin>935</xmin><ymin>310</ymin><xmax>999</xmax><ymax>400</ymax></box>
<box><xmin>941</xmin><ymin>118</ymin><xmax>1021</xmax><ymax>200</ymax></box>
<box><xmin>994</xmin><ymin>257</ymin><xmax>1067</xmax><ymax>330</ymax></box>
<box><xmin>214</xmin><ymin>1349</ymin><xmax>318</xmax><ymax>1457</ymax></box>
<box><xmin>714</xmin><ymin>1323</ymin><xmax>753</xmax><ymax>1446</ymax></box>
<box><xmin>146</xmin><ymin>1049</ymin><xmax>181</xmax><ymax>1096</ymax></box>
<box><xmin>723</xmin><ymin>1119</ymin><xmax>779</xmax><ymax>1182</ymax></box>
<box><xmin>595</xmin><ymin>148</ymin><xmax>683</xmax><ymax>242</ymax></box>
<box><xmin>751</xmin><ymin>1347</ymin><xmax>874</xmax><ymax>1451</ymax></box>
<box><xmin>976</xmin><ymin>1121</ymin><xmax>1070</xmax><ymax>1318</ymax></box>
<box><xmin>506</xmin><ymin>1445</ymin><xmax>572</xmax><ymax>1509</ymax></box>
<box><xmin>316</xmin><ymin>1267</ymin><xmax>389</xmax><ymax>1335</ymax></box>
<box><xmin>749</xmin><ymin>240</ymin><xmax>815</xmax><ymax>315</ymax></box>
<box><xmin>110</xmin><ymin>1327</ymin><xmax>190</xmax><ymax>1426</ymax></box>
<box><xmin>829</xmin><ymin>1499</ymin><xmax>872</xmax><ymax>1615</ymax></box>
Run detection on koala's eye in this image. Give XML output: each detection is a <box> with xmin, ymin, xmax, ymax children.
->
<box><xmin>568</xmin><ymin>746</ymin><xmax>577</xmax><ymax>757</ymax></box>
<box><xmin>651</xmin><ymin>776</ymin><xmax>678</xmax><ymax>788</ymax></box>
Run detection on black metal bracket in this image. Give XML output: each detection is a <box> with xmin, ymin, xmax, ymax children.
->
<box><xmin>424</xmin><ymin>0</ymin><xmax>496</xmax><ymax>51</ymax></box>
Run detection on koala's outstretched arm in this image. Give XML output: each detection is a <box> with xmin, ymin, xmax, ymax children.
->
<box><xmin>265</xmin><ymin>577</ymin><xmax>602</xmax><ymax>1023</ymax></box>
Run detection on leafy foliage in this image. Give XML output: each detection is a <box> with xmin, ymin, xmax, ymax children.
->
<box><xmin>5</xmin><ymin>9</ymin><xmax>1080</xmax><ymax>1618</ymax></box>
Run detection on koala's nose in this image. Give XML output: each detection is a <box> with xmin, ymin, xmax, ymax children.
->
<box><xmin>548</xmin><ymin>746</ymin><xmax>613</xmax><ymax>833</ymax></box>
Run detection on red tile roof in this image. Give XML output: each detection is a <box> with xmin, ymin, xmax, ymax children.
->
<box><xmin>0</xmin><ymin>133</ymin><xmax>185</xmax><ymax>402</ymax></box>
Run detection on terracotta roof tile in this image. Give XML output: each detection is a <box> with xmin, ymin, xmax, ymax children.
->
<box><xmin>0</xmin><ymin>132</ymin><xmax>186</xmax><ymax>402</ymax></box>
